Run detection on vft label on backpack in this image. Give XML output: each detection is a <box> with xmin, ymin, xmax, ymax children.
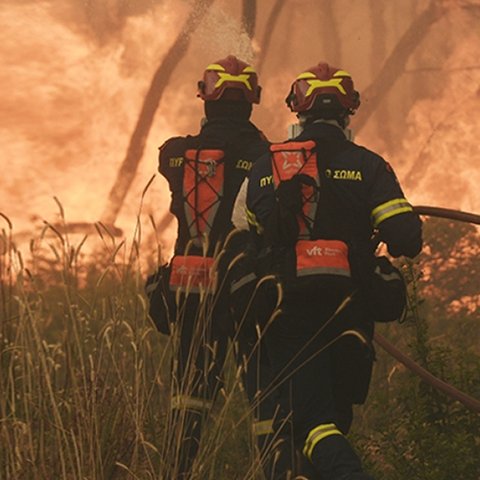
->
<box><xmin>295</xmin><ymin>239</ymin><xmax>350</xmax><ymax>277</ymax></box>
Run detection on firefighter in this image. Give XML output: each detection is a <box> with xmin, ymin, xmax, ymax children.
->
<box><xmin>245</xmin><ymin>62</ymin><xmax>423</xmax><ymax>479</ymax></box>
<box><xmin>145</xmin><ymin>55</ymin><xmax>272</xmax><ymax>478</ymax></box>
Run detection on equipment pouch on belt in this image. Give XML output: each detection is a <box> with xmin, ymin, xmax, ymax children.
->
<box><xmin>145</xmin><ymin>264</ymin><xmax>173</xmax><ymax>335</ymax></box>
<box><xmin>169</xmin><ymin>255</ymin><xmax>216</xmax><ymax>294</ymax></box>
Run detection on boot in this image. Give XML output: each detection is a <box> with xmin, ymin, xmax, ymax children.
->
<box><xmin>307</xmin><ymin>430</ymin><xmax>365</xmax><ymax>479</ymax></box>
<box><xmin>340</xmin><ymin>474</ymin><xmax>375</xmax><ymax>480</ymax></box>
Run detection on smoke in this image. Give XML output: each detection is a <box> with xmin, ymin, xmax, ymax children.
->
<box><xmin>0</xmin><ymin>1</ymin><xmax>184</xmax><ymax>237</ymax></box>
<box><xmin>1</xmin><ymin>0</ymin><xmax>479</xmax><ymax>258</ymax></box>
<box><xmin>395</xmin><ymin>35</ymin><xmax>480</xmax><ymax>211</ymax></box>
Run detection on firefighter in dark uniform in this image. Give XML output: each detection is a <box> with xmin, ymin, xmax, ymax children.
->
<box><xmin>145</xmin><ymin>56</ymin><xmax>272</xmax><ymax>478</ymax></box>
<box><xmin>246</xmin><ymin>62</ymin><xmax>423</xmax><ymax>480</ymax></box>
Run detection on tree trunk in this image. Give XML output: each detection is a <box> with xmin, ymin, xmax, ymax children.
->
<box><xmin>368</xmin><ymin>0</ymin><xmax>391</xmax><ymax>147</ymax></box>
<box><xmin>242</xmin><ymin>0</ymin><xmax>257</xmax><ymax>39</ymax></box>
<box><xmin>100</xmin><ymin>0</ymin><xmax>215</xmax><ymax>226</ymax></box>
<box><xmin>256</xmin><ymin>0</ymin><xmax>286</xmax><ymax>74</ymax></box>
<box><xmin>353</xmin><ymin>1</ymin><xmax>443</xmax><ymax>134</ymax></box>
<box><xmin>318</xmin><ymin>0</ymin><xmax>341</xmax><ymax>64</ymax></box>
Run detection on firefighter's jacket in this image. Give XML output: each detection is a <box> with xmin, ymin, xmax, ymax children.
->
<box><xmin>147</xmin><ymin>118</ymin><xmax>269</xmax><ymax>333</ymax></box>
<box><xmin>246</xmin><ymin>121</ymin><xmax>422</xmax><ymax>285</ymax></box>
<box><xmin>159</xmin><ymin>117</ymin><xmax>270</xmax><ymax>257</ymax></box>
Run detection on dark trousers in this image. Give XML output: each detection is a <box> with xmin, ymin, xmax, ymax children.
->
<box><xmin>167</xmin><ymin>291</ymin><xmax>230</xmax><ymax>479</ymax></box>
<box><xmin>231</xmin><ymin>275</ymin><xmax>298</xmax><ymax>479</ymax></box>
<box><xmin>168</xmin><ymin>285</ymin><xmax>281</xmax><ymax>479</ymax></box>
<box><xmin>261</xmin><ymin>278</ymin><xmax>371</xmax><ymax>480</ymax></box>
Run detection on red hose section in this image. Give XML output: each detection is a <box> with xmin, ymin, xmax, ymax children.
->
<box><xmin>374</xmin><ymin>333</ymin><xmax>480</xmax><ymax>414</ymax></box>
<box><xmin>374</xmin><ymin>205</ymin><xmax>480</xmax><ymax>414</ymax></box>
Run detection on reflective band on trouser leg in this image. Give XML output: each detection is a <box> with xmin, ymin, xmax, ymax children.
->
<box><xmin>253</xmin><ymin>419</ymin><xmax>274</xmax><ymax>436</ymax></box>
<box><xmin>371</xmin><ymin>198</ymin><xmax>413</xmax><ymax>227</ymax></box>
<box><xmin>230</xmin><ymin>272</ymin><xmax>257</xmax><ymax>294</ymax></box>
<box><xmin>302</xmin><ymin>423</ymin><xmax>343</xmax><ymax>461</ymax></box>
<box><xmin>171</xmin><ymin>395</ymin><xmax>213</xmax><ymax>412</ymax></box>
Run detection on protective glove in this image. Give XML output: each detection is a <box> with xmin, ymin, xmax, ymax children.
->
<box><xmin>364</xmin><ymin>256</ymin><xmax>407</xmax><ymax>323</ymax></box>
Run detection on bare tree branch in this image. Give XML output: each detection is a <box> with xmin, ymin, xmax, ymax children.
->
<box><xmin>402</xmin><ymin>88</ymin><xmax>477</xmax><ymax>191</ymax></box>
<box><xmin>242</xmin><ymin>0</ymin><xmax>256</xmax><ymax>39</ymax></box>
<box><xmin>318</xmin><ymin>0</ymin><xmax>341</xmax><ymax>63</ymax></box>
<box><xmin>353</xmin><ymin>1</ymin><xmax>444</xmax><ymax>133</ymax></box>
<box><xmin>100</xmin><ymin>0</ymin><xmax>215</xmax><ymax>226</ymax></box>
<box><xmin>256</xmin><ymin>0</ymin><xmax>286</xmax><ymax>74</ymax></box>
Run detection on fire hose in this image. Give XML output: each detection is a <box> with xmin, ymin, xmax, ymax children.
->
<box><xmin>413</xmin><ymin>205</ymin><xmax>480</xmax><ymax>225</ymax></box>
<box><xmin>373</xmin><ymin>205</ymin><xmax>480</xmax><ymax>414</ymax></box>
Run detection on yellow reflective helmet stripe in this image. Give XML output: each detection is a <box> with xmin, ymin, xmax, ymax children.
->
<box><xmin>242</xmin><ymin>66</ymin><xmax>257</xmax><ymax>73</ymax></box>
<box><xmin>253</xmin><ymin>419</ymin><xmax>274</xmax><ymax>436</ymax></box>
<box><xmin>371</xmin><ymin>198</ymin><xmax>413</xmax><ymax>227</ymax></box>
<box><xmin>296</xmin><ymin>69</ymin><xmax>351</xmax><ymax>97</ymax></box>
<box><xmin>305</xmin><ymin>78</ymin><xmax>346</xmax><ymax>97</ymax></box>
<box><xmin>298</xmin><ymin>70</ymin><xmax>351</xmax><ymax>81</ymax></box>
<box><xmin>303</xmin><ymin>423</ymin><xmax>342</xmax><ymax>461</ymax></box>
<box><xmin>206</xmin><ymin>63</ymin><xmax>226</xmax><ymax>72</ymax></box>
<box><xmin>333</xmin><ymin>70</ymin><xmax>351</xmax><ymax>78</ymax></box>
<box><xmin>297</xmin><ymin>71</ymin><xmax>317</xmax><ymax>80</ymax></box>
<box><xmin>214</xmin><ymin>72</ymin><xmax>253</xmax><ymax>90</ymax></box>
<box><xmin>171</xmin><ymin>395</ymin><xmax>213</xmax><ymax>412</ymax></box>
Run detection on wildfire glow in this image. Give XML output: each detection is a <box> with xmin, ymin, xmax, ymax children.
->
<box><xmin>393</xmin><ymin>36</ymin><xmax>480</xmax><ymax>212</ymax></box>
<box><xmin>1</xmin><ymin>0</ymin><xmax>479</xmax><ymax>261</ymax></box>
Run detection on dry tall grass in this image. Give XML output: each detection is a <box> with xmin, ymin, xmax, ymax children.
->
<box><xmin>3</xmin><ymin>209</ymin><xmax>479</xmax><ymax>480</ymax></box>
<box><xmin>0</xmin><ymin>209</ymin><xmax>263</xmax><ymax>480</ymax></box>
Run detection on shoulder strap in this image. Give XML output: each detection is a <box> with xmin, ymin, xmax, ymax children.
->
<box><xmin>270</xmin><ymin>140</ymin><xmax>320</xmax><ymax>238</ymax></box>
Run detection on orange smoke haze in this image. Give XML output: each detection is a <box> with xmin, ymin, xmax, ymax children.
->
<box><xmin>1</xmin><ymin>0</ymin><xmax>479</xmax><ymax>258</ymax></box>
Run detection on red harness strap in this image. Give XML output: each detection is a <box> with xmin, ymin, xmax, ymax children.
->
<box><xmin>183</xmin><ymin>148</ymin><xmax>225</xmax><ymax>244</ymax></box>
<box><xmin>270</xmin><ymin>141</ymin><xmax>319</xmax><ymax>238</ymax></box>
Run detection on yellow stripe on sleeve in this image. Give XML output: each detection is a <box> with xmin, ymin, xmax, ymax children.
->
<box><xmin>371</xmin><ymin>198</ymin><xmax>413</xmax><ymax>227</ymax></box>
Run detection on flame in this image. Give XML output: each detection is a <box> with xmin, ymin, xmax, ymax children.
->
<box><xmin>393</xmin><ymin>35</ymin><xmax>480</xmax><ymax>212</ymax></box>
<box><xmin>1</xmin><ymin>0</ymin><xmax>479</xmax><ymax>265</ymax></box>
<box><xmin>0</xmin><ymin>2</ymin><xmax>185</xmax><ymax>236</ymax></box>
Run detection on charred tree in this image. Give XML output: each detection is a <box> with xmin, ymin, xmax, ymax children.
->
<box><xmin>317</xmin><ymin>0</ymin><xmax>341</xmax><ymax>64</ymax></box>
<box><xmin>353</xmin><ymin>1</ymin><xmax>443</xmax><ymax>134</ymax></box>
<box><xmin>242</xmin><ymin>0</ymin><xmax>257</xmax><ymax>39</ymax></box>
<box><xmin>257</xmin><ymin>0</ymin><xmax>286</xmax><ymax>74</ymax></box>
<box><xmin>368</xmin><ymin>0</ymin><xmax>394</xmax><ymax>150</ymax></box>
<box><xmin>100</xmin><ymin>0</ymin><xmax>215</xmax><ymax>226</ymax></box>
